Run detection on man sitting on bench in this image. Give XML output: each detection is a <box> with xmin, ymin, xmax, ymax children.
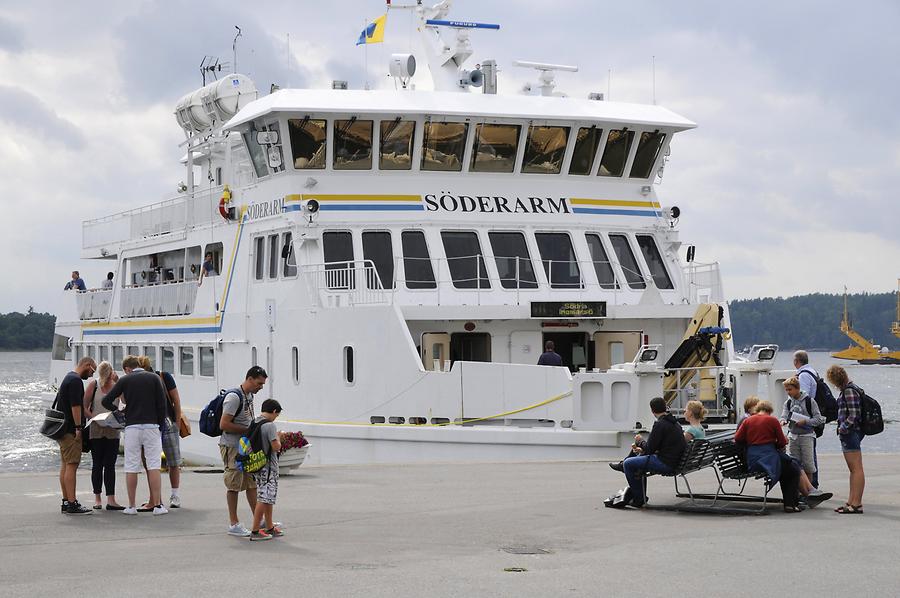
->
<box><xmin>620</xmin><ymin>397</ymin><xmax>687</xmax><ymax>508</ymax></box>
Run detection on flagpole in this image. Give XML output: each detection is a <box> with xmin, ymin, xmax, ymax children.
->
<box><xmin>364</xmin><ymin>18</ymin><xmax>370</xmax><ymax>90</ymax></box>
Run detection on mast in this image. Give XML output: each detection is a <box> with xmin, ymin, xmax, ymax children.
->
<box><xmin>893</xmin><ymin>278</ymin><xmax>900</xmax><ymax>339</ymax></box>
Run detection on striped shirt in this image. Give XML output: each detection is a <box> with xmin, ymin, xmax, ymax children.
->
<box><xmin>837</xmin><ymin>385</ymin><xmax>861</xmax><ymax>434</ymax></box>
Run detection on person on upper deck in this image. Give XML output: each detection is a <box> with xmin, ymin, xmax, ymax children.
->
<box><xmin>198</xmin><ymin>252</ymin><xmax>217</xmax><ymax>286</ymax></box>
<box><xmin>64</xmin><ymin>271</ymin><xmax>86</xmax><ymax>291</ymax></box>
<box><xmin>619</xmin><ymin>397</ymin><xmax>686</xmax><ymax>508</ymax></box>
<box><xmin>101</xmin><ymin>272</ymin><xmax>114</xmax><ymax>290</ymax></box>
<box><xmin>537</xmin><ymin>340</ymin><xmax>563</xmax><ymax>367</ymax></box>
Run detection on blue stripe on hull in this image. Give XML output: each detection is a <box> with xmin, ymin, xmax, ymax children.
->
<box><xmin>572</xmin><ymin>208</ymin><xmax>662</xmax><ymax>217</ymax></box>
<box><xmin>83</xmin><ymin>326</ymin><xmax>221</xmax><ymax>336</ymax></box>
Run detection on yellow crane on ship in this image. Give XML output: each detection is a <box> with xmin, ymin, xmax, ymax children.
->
<box><xmin>831</xmin><ymin>285</ymin><xmax>900</xmax><ymax>365</ymax></box>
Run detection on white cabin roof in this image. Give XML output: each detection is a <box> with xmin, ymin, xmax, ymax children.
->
<box><xmin>224</xmin><ymin>89</ymin><xmax>697</xmax><ymax>131</ymax></box>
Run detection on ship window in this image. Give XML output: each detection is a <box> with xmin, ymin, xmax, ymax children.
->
<box><xmin>242</xmin><ymin>130</ymin><xmax>269</xmax><ymax>178</ymax></box>
<box><xmin>441</xmin><ymin>231</ymin><xmax>490</xmax><ymax>289</ymax></box>
<box><xmin>292</xmin><ymin>346</ymin><xmax>299</xmax><ymax>384</ymax></box>
<box><xmin>282</xmin><ymin>232</ymin><xmax>297</xmax><ymax>277</ymax></box>
<box><xmin>488</xmin><ymin>232</ymin><xmax>538</xmax><ymax>289</ymax></box>
<box><xmin>74</xmin><ymin>344</ymin><xmax>83</xmax><ymax>363</ymax></box>
<box><xmin>380</xmin><ymin>119</ymin><xmax>415</xmax><ymax>170</ymax></box>
<box><xmin>86</xmin><ymin>345</ymin><xmax>95</xmax><ymax>359</ymax></box>
<box><xmin>598</xmin><ymin>129</ymin><xmax>635</xmax><ymax>177</ymax></box>
<box><xmin>362</xmin><ymin>231</ymin><xmax>394</xmax><ymax>289</ymax></box>
<box><xmin>142</xmin><ymin>346</ymin><xmax>156</xmax><ymax>367</ymax></box>
<box><xmin>630</xmin><ymin>131</ymin><xmax>666</xmax><ymax>179</ymax></box>
<box><xmin>254</xmin><ymin>237</ymin><xmax>265</xmax><ymax>281</ymax></box>
<box><xmin>180</xmin><ymin>346</ymin><xmax>194</xmax><ymax>376</ymax></box>
<box><xmin>636</xmin><ymin>235</ymin><xmax>674</xmax><ymax>289</ymax></box>
<box><xmin>585</xmin><ymin>233</ymin><xmax>619</xmax><ymax>289</ymax></box>
<box><xmin>251</xmin><ymin>346</ymin><xmax>258</xmax><ymax>367</ymax></box>
<box><xmin>421</xmin><ymin>122</ymin><xmax>468</xmax><ymax>171</ymax></box>
<box><xmin>470</xmin><ymin>123</ymin><xmax>520</xmax><ymax>173</ymax></box>
<box><xmin>323</xmin><ymin>231</ymin><xmax>355</xmax><ymax>290</ymax></box>
<box><xmin>522</xmin><ymin>126</ymin><xmax>569</xmax><ymax>174</ymax></box>
<box><xmin>112</xmin><ymin>346</ymin><xmax>124</xmax><ymax>367</ymax></box>
<box><xmin>127</xmin><ymin>345</ymin><xmax>139</xmax><ymax>358</ymax></box>
<box><xmin>268</xmin><ymin>234</ymin><xmax>279</xmax><ymax>279</ymax></box>
<box><xmin>344</xmin><ymin>346</ymin><xmax>354</xmax><ymax>384</ymax></box>
<box><xmin>401</xmin><ymin>231</ymin><xmax>436</xmax><ymax>289</ymax></box>
<box><xmin>535</xmin><ymin>233</ymin><xmax>582</xmax><ymax>289</ymax></box>
<box><xmin>99</xmin><ymin>345</ymin><xmax>108</xmax><ymax>363</ymax></box>
<box><xmin>161</xmin><ymin>346</ymin><xmax>175</xmax><ymax>373</ymax></box>
<box><xmin>609</xmin><ymin>234</ymin><xmax>646</xmax><ymax>289</ymax></box>
<box><xmin>333</xmin><ymin>118</ymin><xmax>373</xmax><ymax>170</ymax></box>
<box><xmin>288</xmin><ymin>118</ymin><xmax>326</xmax><ymax>169</ymax></box>
<box><xmin>569</xmin><ymin>127</ymin><xmax>602</xmax><ymax>175</ymax></box>
<box><xmin>199</xmin><ymin>346</ymin><xmax>215</xmax><ymax>377</ymax></box>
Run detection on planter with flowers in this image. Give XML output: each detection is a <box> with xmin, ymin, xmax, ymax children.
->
<box><xmin>278</xmin><ymin>431</ymin><xmax>310</xmax><ymax>473</ymax></box>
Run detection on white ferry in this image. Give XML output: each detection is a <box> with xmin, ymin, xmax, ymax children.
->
<box><xmin>47</xmin><ymin>1</ymin><xmax>788</xmax><ymax>465</ymax></box>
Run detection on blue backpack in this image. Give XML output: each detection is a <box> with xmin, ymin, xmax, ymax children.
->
<box><xmin>199</xmin><ymin>388</ymin><xmax>243</xmax><ymax>437</ymax></box>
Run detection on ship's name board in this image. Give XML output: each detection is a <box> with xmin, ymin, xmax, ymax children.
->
<box><xmin>245</xmin><ymin>198</ymin><xmax>285</xmax><ymax>221</ymax></box>
<box><xmin>424</xmin><ymin>194</ymin><xmax>570</xmax><ymax>214</ymax></box>
<box><xmin>531</xmin><ymin>301</ymin><xmax>607</xmax><ymax>319</ymax></box>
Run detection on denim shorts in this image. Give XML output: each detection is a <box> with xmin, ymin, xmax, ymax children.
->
<box><xmin>839</xmin><ymin>429</ymin><xmax>863</xmax><ymax>453</ymax></box>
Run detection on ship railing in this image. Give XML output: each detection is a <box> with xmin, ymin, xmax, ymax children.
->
<box><xmin>301</xmin><ymin>260</ymin><xmax>392</xmax><ymax>307</ymax></box>
<box><xmin>119</xmin><ymin>280</ymin><xmax>199</xmax><ymax>317</ymax></box>
<box><xmin>682</xmin><ymin>262</ymin><xmax>724</xmax><ymax>304</ymax></box>
<box><xmin>663</xmin><ymin>364</ymin><xmax>732</xmax><ymax>421</ymax></box>
<box><xmin>75</xmin><ymin>289</ymin><xmax>113</xmax><ymax>320</ymax></box>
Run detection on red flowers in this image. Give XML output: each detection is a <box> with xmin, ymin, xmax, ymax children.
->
<box><xmin>278</xmin><ymin>431</ymin><xmax>308</xmax><ymax>454</ymax></box>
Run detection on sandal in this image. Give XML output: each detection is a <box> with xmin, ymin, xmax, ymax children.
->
<box><xmin>834</xmin><ymin>504</ymin><xmax>863</xmax><ymax>514</ymax></box>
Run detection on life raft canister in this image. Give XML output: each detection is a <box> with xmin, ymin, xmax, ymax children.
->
<box><xmin>218</xmin><ymin>185</ymin><xmax>234</xmax><ymax>220</ymax></box>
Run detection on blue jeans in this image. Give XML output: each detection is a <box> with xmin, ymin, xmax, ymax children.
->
<box><xmin>622</xmin><ymin>455</ymin><xmax>673</xmax><ymax>505</ymax></box>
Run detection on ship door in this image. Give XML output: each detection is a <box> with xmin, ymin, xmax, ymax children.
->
<box><xmin>593</xmin><ymin>331</ymin><xmax>642</xmax><ymax>370</ymax></box>
<box><xmin>422</xmin><ymin>332</ymin><xmax>450</xmax><ymax>371</ymax></box>
<box><xmin>450</xmin><ymin>332</ymin><xmax>491</xmax><ymax>363</ymax></box>
<box><xmin>542</xmin><ymin>332</ymin><xmax>589</xmax><ymax>372</ymax></box>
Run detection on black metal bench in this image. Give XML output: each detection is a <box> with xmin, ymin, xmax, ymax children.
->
<box><xmin>640</xmin><ymin>438</ymin><xmax>716</xmax><ymax>506</ymax></box>
<box><xmin>709</xmin><ymin>439</ymin><xmax>780</xmax><ymax>512</ymax></box>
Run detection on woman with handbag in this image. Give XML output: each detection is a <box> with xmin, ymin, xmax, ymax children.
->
<box><xmin>83</xmin><ymin>361</ymin><xmax>126</xmax><ymax>510</ymax></box>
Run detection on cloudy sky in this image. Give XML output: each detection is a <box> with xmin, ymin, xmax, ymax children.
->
<box><xmin>1</xmin><ymin>0</ymin><xmax>898</xmax><ymax>315</ymax></box>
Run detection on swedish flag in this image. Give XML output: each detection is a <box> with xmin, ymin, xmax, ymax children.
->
<box><xmin>356</xmin><ymin>14</ymin><xmax>387</xmax><ymax>45</ymax></box>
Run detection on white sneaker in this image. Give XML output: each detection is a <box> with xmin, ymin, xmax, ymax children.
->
<box><xmin>169</xmin><ymin>495</ymin><xmax>181</xmax><ymax>508</ymax></box>
<box><xmin>227</xmin><ymin>523</ymin><xmax>251</xmax><ymax>537</ymax></box>
<box><xmin>153</xmin><ymin>504</ymin><xmax>169</xmax><ymax>516</ymax></box>
<box><xmin>123</xmin><ymin>507</ymin><xmax>138</xmax><ymax>515</ymax></box>
<box><xmin>808</xmin><ymin>488</ymin><xmax>825</xmax><ymax>497</ymax></box>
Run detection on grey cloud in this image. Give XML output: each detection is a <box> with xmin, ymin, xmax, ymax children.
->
<box><xmin>0</xmin><ymin>85</ymin><xmax>85</xmax><ymax>149</ymax></box>
<box><xmin>0</xmin><ymin>17</ymin><xmax>25</xmax><ymax>53</ymax></box>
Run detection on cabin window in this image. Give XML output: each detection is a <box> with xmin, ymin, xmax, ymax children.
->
<box><xmin>470</xmin><ymin>123</ymin><xmax>520</xmax><ymax>173</ymax></box>
<box><xmin>401</xmin><ymin>231</ymin><xmax>436</xmax><ymax>289</ymax></box>
<box><xmin>199</xmin><ymin>346</ymin><xmax>215</xmax><ymax>377</ymax></box>
<box><xmin>127</xmin><ymin>345</ymin><xmax>139</xmax><ymax>358</ymax></box>
<box><xmin>630</xmin><ymin>131</ymin><xmax>666</xmax><ymax>179</ymax></box>
<box><xmin>488</xmin><ymin>232</ymin><xmax>538</xmax><ymax>289</ymax></box>
<box><xmin>86</xmin><ymin>345</ymin><xmax>96</xmax><ymax>360</ymax></box>
<box><xmin>180</xmin><ymin>346</ymin><xmax>194</xmax><ymax>376</ymax></box>
<box><xmin>282</xmin><ymin>232</ymin><xmax>297</xmax><ymax>277</ymax></box>
<box><xmin>362</xmin><ymin>231</ymin><xmax>394</xmax><ymax>289</ymax></box>
<box><xmin>441</xmin><ymin>231</ymin><xmax>490</xmax><ymax>289</ymax></box>
<box><xmin>203</xmin><ymin>243</ymin><xmax>223</xmax><ymax>280</ymax></box>
<box><xmin>421</xmin><ymin>122</ymin><xmax>468</xmax><ymax>171</ymax></box>
<box><xmin>585</xmin><ymin>233</ymin><xmax>619</xmax><ymax>289</ymax></box>
<box><xmin>142</xmin><ymin>346</ymin><xmax>156</xmax><ymax>368</ymax></box>
<box><xmin>252</xmin><ymin>346</ymin><xmax>258</xmax><ymax>367</ymax></box>
<box><xmin>74</xmin><ymin>344</ymin><xmax>83</xmax><ymax>363</ymax></box>
<box><xmin>380</xmin><ymin>119</ymin><xmax>415</xmax><ymax>170</ymax></box>
<box><xmin>344</xmin><ymin>346</ymin><xmax>355</xmax><ymax>384</ymax></box>
<box><xmin>268</xmin><ymin>234</ymin><xmax>279</xmax><ymax>279</ymax></box>
<box><xmin>112</xmin><ymin>346</ymin><xmax>124</xmax><ymax>368</ymax></box>
<box><xmin>288</xmin><ymin>118</ymin><xmax>327</xmax><ymax>169</ymax></box>
<box><xmin>323</xmin><ymin>231</ymin><xmax>355</xmax><ymax>290</ymax></box>
<box><xmin>242</xmin><ymin>130</ymin><xmax>269</xmax><ymax>178</ymax></box>
<box><xmin>522</xmin><ymin>126</ymin><xmax>569</xmax><ymax>174</ymax></box>
<box><xmin>333</xmin><ymin>119</ymin><xmax>373</xmax><ymax>170</ymax></box>
<box><xmin>292</xmin><ymin>346</ymin><xmax>299</xmax><ymax>384</ymax></box>
<box><xmin>99</xmin><ymin>345</ymin><xmax>109</xmax><ymax>363</ymax></box>
<box><xmin>598</xmin><ymin>129</ymin><xmax>635</xmax><ymax>177</ymax></box>
<box><xmin>52</xmin><ymin>334</ymin><xmax>70</xmax><ymax>361</ymax></box>
<box><xmin>535</xmin><ymin>233</ymin><xmax>582</xmax><ymax>289</ymax></box>
<box><xmin>609</xmin><ymin>234</ymin><xmax>646</xmax><ymax>289</ymax></box>
<box><xmin>161</xmin><ymin>346</ymin><xmax>175</xmax><ymax>373</ymax></box>
<box><xmin>254</xmin><ymin>237</ymin><xmax>265</xmax><ymax>281</ymax></box>
<box><xmin>569</xmin><ymin>127</ymin><xmax>602</xmax><ymax>175</ymax></box>
<box><xmin>636</xmin><ymin>235</ymin><xmax>674</xmax><ymax>289</ymax></box>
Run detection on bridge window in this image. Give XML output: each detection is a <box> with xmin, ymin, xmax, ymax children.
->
<box><xmin>421</xmin><ymin>122</ymin><xmax>468</xmax><ymax>171</ymax></box>
<box><xmin>522</xmin><ymin>126</ymin><xmax>569</xmax><ymax>174</ymax></box>
<box><xmin>161</xmin><ymin>346</ymin><xmax>175</xmax><ymax>373</ymax></box>
<box><xmin>282</xmin><ymin>232</ymin><xmax>297</xmax><ymax>277</ymax></box>
<box><xmin>323</xmin><ymin>231</ymin><xmax>355</xmax><ymax>290</ymax></box>
<box><xmin>362</xmin><ymin>231</ymin><xmax>394</xmax><ymax>289</ymax></box>
<box><xmin>609</xmin><ymin>234</ymin><xmax>646</xmax><ymax>289</ymax></box>
<box><xmin>636</xmin><ymin>235</ymin><xmax>674</xmax><ymax>289</ymax></box>
<box><xmin>598</xmin><ymin>129</ymin><xmax>635</xmax><ymax>177</ymax></box>
<box><xmin>401</xmin><ymin>231</ymin><xmax>436</xmax><ymax>289</ymax></box>
<box><xmin>535</xmin><ymin>233</ymin><xmax>582</xmax><ymax>289</ymax></box>
<box><xmin>333</xmin><ymin>118</ymin><xmax>373</xmax><ymax>170</ymax></box>
<box><xmin>441</xmin><ymin>231</ymin><xmax>490</xmax><ymax>289</ymax></box>
<box><xmin>569</xmin><ymin>126</ymin><xmax>602</xmax><ymax>175</ymax></box>
<box><xmin>242</xmin><ymin>129</ymin><xmax>269</xmax><ymax>178</ymax></box>
<box><xmin>488</xmin><ymin>232</ymin><xmax>538</xmax><ymax>289</ymax></box>
<box><xmin>199</xmin><ymin>346</ymin><xmax>215</xmax><ymax>377</ymax></box>
<box><xmin>630</xmin><ymin>131</ymin><xmax>666</xmax><ymax>179</ymax></box>
<box><xmin>470</xmin><ymin>123</ymin><xmax>520</xmax><ymax>173</ymax></box>
<box><xmin>180</xmin><ymin>346</ymin><xmax>194</xmax><ymax>376</ymax></box>
<box><xmin>380</xmin><ymin>119</ymin><xmax>415</xmax><ymax>170</ymax></box>
<box><xmin>288</xmin><ymin>118</ymin><xmax>326</xmax><ymax>169</ymax></box>
<box><xmin>585</xmin><ymin>233</ymin><xmax>619</xmax><ymax>289</ymax></box>
<box><xmin>268</xmin><ymin>234</ymin><xmax>279</xmax><ymax>279</ymax></box>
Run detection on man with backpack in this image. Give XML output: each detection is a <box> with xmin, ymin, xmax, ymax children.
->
<box><xmin>219</xmin><ymin>366</ymin><xmax>268</xmax><ymax>537</ymax></box>
<box><xmin>793</xmin><ymin>350</ymin><xmax>838</xmax><ymax>488</ymax></box>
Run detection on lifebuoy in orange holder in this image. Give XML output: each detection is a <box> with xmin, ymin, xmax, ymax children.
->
<box><xmin>218</xmin><ymin>185</ymin><xmax>235</xmax><ymax>220</ymax></box>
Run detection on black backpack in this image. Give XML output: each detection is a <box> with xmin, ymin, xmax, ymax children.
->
<box><xmin>800</xmin><ymin>369</ymin><xmax>838</xmax><ymax>423</ymax></box>
<box><xmin>849</xmin><ymin>383</ymin><xmax>884</xmax><ymax>436</ymax></box>
<box><xmin>801</xmin><ymin>396</ymin><xmax>826</xmax><ymax>438</ymax></box>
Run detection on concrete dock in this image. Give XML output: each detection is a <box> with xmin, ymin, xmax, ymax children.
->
<box><xmin>1</xmin><ymin>454</ymin><xmax>898</xmax><ymax>597</ymax></box>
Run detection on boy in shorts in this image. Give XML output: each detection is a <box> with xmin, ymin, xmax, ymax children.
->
<box><xmin>249</xmin><ymin>399</ymin><xmax>283</xmax><ymax>541</ymax></box>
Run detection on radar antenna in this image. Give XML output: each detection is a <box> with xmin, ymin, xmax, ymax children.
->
<box><xmin>514</xmin><ymin>60</ymin><xmax>578</xmax><ymax>96</ymax></box>
<box><xmin>199</xmin><ymin>56</ymin><xmax>230</xmax><ymax>85</ymax></box>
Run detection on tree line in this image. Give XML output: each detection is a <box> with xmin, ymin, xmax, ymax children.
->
<box><xmin>0</xmin><ymin>309</ymin><xmax>56</xmax><ymax>350</ymax></box>
<box><xmin>728</xmin><ymin>292</ymin><xmax>897</xmax><ymax>351</ymax></box>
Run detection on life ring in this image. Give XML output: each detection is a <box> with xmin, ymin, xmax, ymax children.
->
<box><xmin>218</xmin><ymin>185</ymin><xmax>234</xmax><ymax>220</ymax></box>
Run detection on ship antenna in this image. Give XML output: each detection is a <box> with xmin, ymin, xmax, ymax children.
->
<box><xmin>233</xmin><ymin>26</ymin><xmax>242</xmax><ymax>73</ymax></box>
